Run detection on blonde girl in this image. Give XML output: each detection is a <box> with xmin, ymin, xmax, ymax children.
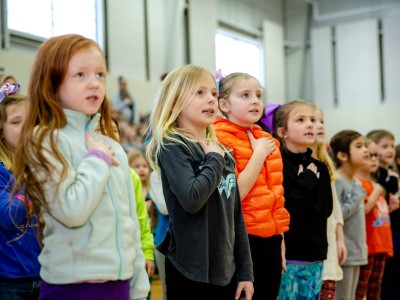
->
<box><xmin>12</xmin><ymin>34</ymin><xmax>149</xmax><ymax>300</ymax></box>
<box><xmin>214</xmin><ymin>72</ymin><xmax>290</xmax><ymax>300</ymax></box>
<box><xmin>310</xmin><ymin>106</ymin><xmax>347</xmax><ymax>299</ymax></box>
<box><xmin>128</xmin><ymin>151</ymin><xmax>158</xmax><ymax>233</ymax></box>
<box><xmin>272</xmin><ymin>100</ymin><xmax>333</xmax><ymax>299</ymax></box>
<box><xmin>146</xmin><ymin>64</ymin><xmax>254</xmax><ymax>300</ymax></box>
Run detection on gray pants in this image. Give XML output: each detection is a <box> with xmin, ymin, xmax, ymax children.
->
<box><xmin>155</xmin><ymin>249</ymin><xmax>166</xmax><ymax>300</ymax></box>
<box><xmin>335</xmin><ymin>265</ymin><xmax>360</xmax><ymax>300</ymax></box>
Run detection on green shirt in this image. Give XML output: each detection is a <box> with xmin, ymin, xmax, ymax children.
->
<box><xmin>131</xmin><ymin>168</ymin><xmax>155</xmax><ymax>261</ymax></box>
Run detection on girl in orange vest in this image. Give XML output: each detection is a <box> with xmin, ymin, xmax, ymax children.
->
<box><xmin>214</xmin><ymin>72</ymin><xmax>290</xmax><ymax>300</ymax></box>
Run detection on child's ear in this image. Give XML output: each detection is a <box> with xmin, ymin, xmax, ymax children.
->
<box><xmin>218</xmin><ymin>99</ymin><xmax>230</xmax><ymax>114</ymax></box>
<box><xmin>337</xmin><ymin>151</ymin><xmax>348</xmax><ymax>163</ymax></box>
<box><xmin>276</xmin><ymin>127</ymin><xmax>285</xmax><ymax>139</ymax></box>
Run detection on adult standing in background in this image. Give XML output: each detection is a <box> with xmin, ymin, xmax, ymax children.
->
<box><xmin>113</xmin><ymin>76</ymin><xmax>138</xmax><ymax>125</ymax></box>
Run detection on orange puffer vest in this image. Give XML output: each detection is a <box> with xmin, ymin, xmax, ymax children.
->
<box><xmin>214</xmin><ymin>117</ymin><xmax>290</xmax><ymax>237</ymax></box>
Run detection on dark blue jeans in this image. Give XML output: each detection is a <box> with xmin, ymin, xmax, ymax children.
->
<box><xmin>0</xmin><ymin>277</ymin><xmax>40</xmax><ymax>300</ymax></box>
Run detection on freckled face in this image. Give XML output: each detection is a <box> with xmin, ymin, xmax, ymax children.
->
<box><xmin>59</xmin><ymin>46</ymin><xmax>107</xmax><ymax>115</ymax></box>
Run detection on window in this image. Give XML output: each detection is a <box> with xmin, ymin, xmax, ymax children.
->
<box><xmin>6</xmin><ymin>0</ymin><xmax>104</xmax><ymax>48</ymax></box>
<box><xmin>215</xmin><ymin>30</ymin><xmax>264</xmax><ymax>84</ymax></box>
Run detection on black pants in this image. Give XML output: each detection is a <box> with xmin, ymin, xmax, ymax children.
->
<box><xmin>165</xmin><ymin>257</ymin><xmax>238</xmax><ymax>300</ymax></box>
<box><xmin>0</xmin><ymin>277</ymin><xmax>40</xmax><ymax>300</ymax></box>
<box><xmin>248</xmin><ymin>234</ymin><xmax>283</xmax><ymax>300</ymax></box>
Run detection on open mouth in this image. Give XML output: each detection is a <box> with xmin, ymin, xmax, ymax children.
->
<box><xmin>87</xmin><ymin>95</ymin><xmax>98</xmax><ymax>102</ymax></box>
<box><xmin>202</xmin><ymin>108</ymin><xmax>215</xmax><ymax>114</ymax></box>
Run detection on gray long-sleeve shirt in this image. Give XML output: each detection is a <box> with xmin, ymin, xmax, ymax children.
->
<box><xmin>335</xmin><ymin>176</ymin><xmax>368</xmax><ymax>266</ymax></box>
<box><xmin>157</xmin><ymin>135</ymin><xmax>253</xmax><ymax>286</ymax></box>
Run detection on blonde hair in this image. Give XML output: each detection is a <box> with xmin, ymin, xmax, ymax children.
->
<box><xmin>146</xmin><ymin>64</ymin><xmax>222</xmax><ymax>171</ymax></box>
<box><xmin>217</xmin><ymin>72</ymin><xmax>262</xmax><ymax>118</ymax></box>
<box><xmin>309</xmin><ymin>105</ymin><xmax>338</xmax><ymax>181</ymax></box>
<box><xmin>128</xmin><ymin>151</ymin><xmax>150</xmax><ymax>190</ymax></box>
<box><xmin>0</xmin><ymin>93</ymin><xmax>26</xmax><ymax>170</ymax></box>
<box><xmin>364</xmin><ymin>138</ymin><xmax>375</xmax><ymax>148</ymax></box>
<box><xmin>12</xmin><ymin>34</ymin><xmax>115</xmax><ymax>241</ymax></box>
<box><xmin>314</xmin><ymin>144</ymin><xmax>339</xmax><ymax>181</ymax></box>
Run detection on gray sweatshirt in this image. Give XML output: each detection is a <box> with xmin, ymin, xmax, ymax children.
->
<box><xmin>335</xmin><ymin>176</ymin><xmax>367</xmax><ymax>266</ymax></box>
<box><xmin>157</xmin><ymin>135</ymin><xmax>253</xmax><ymax>286</ymax></box>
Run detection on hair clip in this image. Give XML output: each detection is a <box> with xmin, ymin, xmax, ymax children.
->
<box><xmin>215</xmin><ymin>69</ymin><xmax>225</xmax><ymax>90</ymax></box>
<box><xmin>260</xmin><ymin>103</ymin><xmax>281</xmax><ymax>133</ymax></box>
<box><xmin>0</xmin><ymin>83</ymin><xmax>21</xmax><ymax>102</ymax></box>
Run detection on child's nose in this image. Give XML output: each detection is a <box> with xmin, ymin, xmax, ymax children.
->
<box><xmin>88</xmin><ymin>76</ymin><xmax>100</xmax><ymax>88</ymax></box>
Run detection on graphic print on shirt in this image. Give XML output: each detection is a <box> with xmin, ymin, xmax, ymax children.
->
<box><xmin>372</xmin><ymin>196</ymin><xmax>391</xmax><ymax>227</ymax></box>
<box><xmin>218</xmin><ymin>173</ymin><xmax>236</xmax><ymax>199</ymax></box>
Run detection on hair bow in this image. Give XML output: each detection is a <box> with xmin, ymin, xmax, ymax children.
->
<box><xmin>0</xmin><ymin>83</ymin><xmax>21</xmax><ymax>102</ymax></box>
<box><xmin>260</xmin><ymin>103</ymin><xmax>281</xmax><ymax>133</ymax></box>
<box><xmin>215</xmin><ymin>69</ymin><xmax>225</xmax><ymax>90</ymax></box>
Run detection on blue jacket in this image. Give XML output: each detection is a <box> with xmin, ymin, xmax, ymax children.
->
<box><xmin>0</xmin><ymin>162</ymin><xmax>41</xmax><ymax>278</ymax></box>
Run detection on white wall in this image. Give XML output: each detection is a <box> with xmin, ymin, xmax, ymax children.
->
<box><xmin>1</xmin><ymin>0</ymin><xmax>283</xmax><ymax>115</ymax></box>
<box><xmin>188</xmin><ymin>0</ymin><xmax>217</xmax><ymax>73</ymax></box>
<box><xmin>2</xmin><ymin>0</ymin><xmax>399</xmax><ymax>145</ymax></box>
<box><xmin>335</xmin><ymin>19</ymin><xmax>381</xmax><ymax>107</ymax></box>
<box><xmin>286</xmin><ymin>0</ymin><xmax>400</xmax><ymax>143</ymax></box>
<box><xmin>383</xmin><ymin>14</ymin><xmax>400</xmax><ymax>104</ymax></box>
<box><xmin>285</xmin><ymin>0</ymin><xmax>313</xmax><ymax>102</ymax></box>
<box><xmin>324</xmin><ymin>103</ymin><xmax>400</xmax><ymax>144</ymax></box>
<box><xmin>0</xmin><ymin>47</ymin><xmax>35</xmax><ymax>95</ymax></box>
<box><xmin>263</xmin><ymin>19</ymin><xmax>285</xmax><ymax>104</ymax></box>
<box><xmin>107</xmin><ymin>0</ymin><xmax>147</xmax><ymax>80</ymax></box>
<box><xmin>218</xmin><ymin>0</ymin><xmax>284</xmax><ymax>98</ymax></box>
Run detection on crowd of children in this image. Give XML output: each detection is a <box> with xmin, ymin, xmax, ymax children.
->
<box><xmin>1</xmin><ymin>33</ymin><xmax>399</xmax><ymax>300</ymax></box>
